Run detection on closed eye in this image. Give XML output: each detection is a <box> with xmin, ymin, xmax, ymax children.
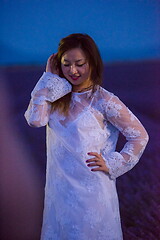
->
<box><xmin>63</xmin><ymin>63</ymin><xmax>86</xmax><ymax>67</ymax></box>
<box><xmin>77</xmin><ymin>63</ymin><xmax>85</xmax><ymax>67</ymax></box>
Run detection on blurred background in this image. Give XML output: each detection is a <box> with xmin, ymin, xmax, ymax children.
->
<box><xmin>0</xmin><ymin>0</ymin><xmax>160</xmax><ymax>239</ymax></box>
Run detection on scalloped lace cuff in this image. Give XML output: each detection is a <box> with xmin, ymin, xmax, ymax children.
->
<box><xmin>31</xmin><ymin>72</ymin><xmax>72</xmax><ymax>102</ymax></box>
<box><xmin>104</xmin><ymin>152</ymin><xmax>125</xmax><ymax>180</ymax></box>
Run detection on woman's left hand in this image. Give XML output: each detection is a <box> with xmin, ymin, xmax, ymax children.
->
<box><xmin>46</xmin><ymin>53</ymin><xmax>59</xmax><ymax>74</ymax></box>
<box><xmin>86</xmin><ymin>152</ymin><xmax>109</xmax><ymax>174</ymax></box>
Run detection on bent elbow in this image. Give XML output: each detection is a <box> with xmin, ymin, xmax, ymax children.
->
<box><xmin>24</xmin><ymin>111</ymin><xmax>47</xmax><ymax>128</ymax></box>
<box><xmin>146</xmin><ymin>132</ymin><xmax>149</xmax><ymax>143</ymax></box>
<box><xmin>144</xmin><ymin>129</ymin><xmax>149</xmax><ymax>145</ymax></box>
<box><xmin>29</xmin><ymin>122</ymin><xmax>42</xmax><ymax>128</ymax></box>
<box><xmin>27</xmin><ymin>120</ymin><xmax>46</xmax><ymax>128</ymax></box>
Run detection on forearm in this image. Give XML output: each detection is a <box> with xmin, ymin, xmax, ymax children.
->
<box><xmin>24</xmin><ymin>98</ymin><xmax>51</xmax><ymax>127</ymax></box>
<box><xmin>104</xmin><ymin>95</ymin><xmax>149</xmax><ymax>180</ymax></box>
<box><xmin>25</xmin><ymin>72</ymin><xmax>71</xmax><ymax>127</ymax></box>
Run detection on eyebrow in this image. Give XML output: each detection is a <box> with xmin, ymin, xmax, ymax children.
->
<box><xmin>63</xmin><ymin>59</ymin><xmax>85</xmax><ymax>62</ymax></box>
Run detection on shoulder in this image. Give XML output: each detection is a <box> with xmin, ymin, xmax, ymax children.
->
<box><xmin>94</xmin><ymin>86</ymin><xmax>126</xmax><ymax>113</ymax></box>
<box><xmin>92</xmin><ymin>86</ymin><xmax>116</xmax><ymax>115</ymax></box>
<box><xmin>95</xmin><ymin>86</ymin><xmax>116</xmax><ymax>102</ymax></box>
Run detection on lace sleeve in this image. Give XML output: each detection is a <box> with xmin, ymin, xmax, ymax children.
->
<box><xmin>103</xmin><ymin>95</ymin><xmax>149</xmax><ymax>180</ymax></box>
<box><xmin>24</xmin><ymin>72</ymin><xmax>72</xmax><ymax>127</ymax></box>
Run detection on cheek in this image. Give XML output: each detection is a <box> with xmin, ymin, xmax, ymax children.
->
<box><xmin>83</xmin><ymin>63</ymin><xmax>90</xmax><ymax>72</ymax></box>
<box><xmin>82</xmin><ymin>66</ymin><xmax>90</xmax><ymax>77</ymax></box>
<box><xmin>61</xmin><ymin>66</ymin><xmax>67</xmax><ymax>75</ymax></box>
<box><xmin>79</xmin><ymin>66</ymin><xmax>87</xmax><ymax>74</ymax></box>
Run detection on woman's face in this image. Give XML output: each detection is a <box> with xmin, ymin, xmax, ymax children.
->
<box><xmin>61</xmin><ymin>48</ymin><xmax>92</xmax><ymax>91</ymax></box>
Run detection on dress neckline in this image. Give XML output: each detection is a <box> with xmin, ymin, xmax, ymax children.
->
<box><xmin>72</xmin><ymin>89</ymin><xmax>93</xmax><ymax>95</ymax></box>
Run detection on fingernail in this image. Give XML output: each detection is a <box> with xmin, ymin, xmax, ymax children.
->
<box><xmin>88</xmin><ymin>152</ymin><xmax>91</xmax><ymax>155</ymax></box>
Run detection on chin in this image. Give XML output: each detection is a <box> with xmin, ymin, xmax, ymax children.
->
<box><xmin>67</xmin><ymin>79</ymin><xmax>82</xmax><ymax>85</ymax></box>
<box><xmin>72</xmin><ymin>82</ymin><xmax>81</xmax><ymax>86</ymax></box>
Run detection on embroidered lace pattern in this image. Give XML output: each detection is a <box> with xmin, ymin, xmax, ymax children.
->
<box><xmin>25</xmin><ymin>72</ymin><xmax>149</xmax><ymax>240</ymax></box>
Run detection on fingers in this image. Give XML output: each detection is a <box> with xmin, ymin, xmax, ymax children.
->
<box><xmin>86</xmin><ymin>152</ymin><xmax>109</xmax><ymax>173</ymax></box>
<box><xmin>91</xmin><ymin>167</ymin><xmax>104</xmax><ymax>172</ymax></box>
<box><xmin>46</xmin><ymin>53</ymin><xmax>58</xmax><ymax>74</ymax></box>
<box><xmin>48</xmin><ymin>53</ymin><xmax>57</xmax><ymax>59</ymax></box>
<box><xmin>86</xmin><ymin>154</ymin><xmax>104</xmax><ymax>167</ymax></box>
<box><xmin>88</xmin><ymin>152</ymin><xmax>101</xmax><ymax>157</ymax></box>
<box><xmin>47</xmin><ymin>54</ymin><xmax>55</xmax><ymax>63</ymax></box>
<box><xmin>86</xmin><ymin>157</ymin><xmax>100</xmax><ymax>163</ymax></box>
<box><xmin>86</xmin><ymin>152</ymin><xmax>104</xmax><ymax>164</ymax></box>
<box><xmin>87</xmin><ymin>161</ymin><xmax>102</xmax><ymax>167</ymax></box>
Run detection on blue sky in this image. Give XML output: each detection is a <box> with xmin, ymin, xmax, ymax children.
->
<box><xmin>1</xmin><ymin>0</ymin><xmax>160</xmax><ymax>65</ymax></box>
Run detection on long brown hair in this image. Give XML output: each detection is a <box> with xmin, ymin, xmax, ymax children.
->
<box><xmin>51</xmin><ymin>33</ymin><xmax>103</xmax><ymax>115</ymax></box>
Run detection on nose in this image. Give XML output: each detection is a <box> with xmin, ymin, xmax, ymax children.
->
<box><xmin>70</xmin><ymin>65</ymin><xmax>78</xmax><ymax>74</ymax></box>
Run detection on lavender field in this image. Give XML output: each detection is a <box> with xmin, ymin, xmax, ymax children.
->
<box><xmin>0</xmin><ymin>60</ymin><xmax>159</xmax><ymax>240</ymax></box>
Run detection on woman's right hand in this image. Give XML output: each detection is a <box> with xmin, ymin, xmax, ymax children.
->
<box><xmin>46</xmin><ymin>53</ymin><xmax>59</xmax><ymax>75</ymax></box>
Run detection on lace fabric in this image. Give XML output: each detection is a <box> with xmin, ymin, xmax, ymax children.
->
<box><xmin>31</xmin><ymin>72</ymin><xmax>72</xmax><ymax>102</ymax></box>
<box><xmin>25</xmin><ymin>72</ymin><xmax>72</xmax><ymax>127</ymax></box>
<box><xmin>25</xmin><ymin>72</ymin><xmax>149</xmax><ymax>240</ymax></box>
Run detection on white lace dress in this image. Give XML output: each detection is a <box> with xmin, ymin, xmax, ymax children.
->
<box><xmin>25</xmin><ymin>72</ymin><xmax>149</xmax><ymax>240</ymax></box>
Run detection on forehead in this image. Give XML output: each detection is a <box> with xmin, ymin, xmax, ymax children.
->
<box><xmin>61</xmin><ymin>48</ymin><xmax>86</xmax><ymax>62</ymax></box>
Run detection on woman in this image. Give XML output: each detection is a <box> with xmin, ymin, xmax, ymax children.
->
<box><xmin>25</xmin><ymin>33</ymin><xmax>149</xmax><ymax>240</ymax></box>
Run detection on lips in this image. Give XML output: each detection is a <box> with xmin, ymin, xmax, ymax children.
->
<box><xmin>70</xmin><ymin>75</ymin><xmax>80</xmax><ymax>81</ymax></box>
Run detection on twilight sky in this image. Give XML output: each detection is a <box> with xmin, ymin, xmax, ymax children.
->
<box><xmin>1</xmin><ymin>0</ymin><xmax>160</xmax><ymax>65</ymax></box>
